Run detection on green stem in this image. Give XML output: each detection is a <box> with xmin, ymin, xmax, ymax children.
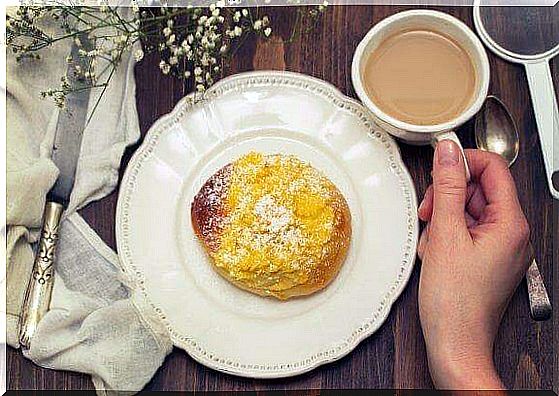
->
<box><xmin>78</xmin><ymin>7</ymin><xmax>116</xmax><ymax>26</ymax></box>
<box><xmin>43</xmin><ymin>21</ymin><xmax>130</xmax><ymax>46</ymax></box>
<box><xmin>286</xmin><ymin>8</ymin><xmax>302</xmax><ymax>43</ymax></box>
<box><xmin>109</xmin><ymin>6</ymin><xmax>132</xmax><ymax>32</ymax></box>
<box><xmin>84</xmin><ymin>39</ymin><xmax>126</xmax><ymax>126</ymax></box>
<box><xmin>63</xmin><ymin>7</ymin><xmax>95</xmax><ymax>29</ymax></box>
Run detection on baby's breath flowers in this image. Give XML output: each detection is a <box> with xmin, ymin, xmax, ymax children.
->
<box><xmin>7</xmin><ymin>3</ymin><xmax>327</xmax><ymax>109</ymax></box>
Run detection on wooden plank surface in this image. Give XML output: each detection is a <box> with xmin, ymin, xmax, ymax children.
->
<box><xmin>7</xmin><ymin>5</ymin><xmax>558</xmax><ymax>392</ymax></box>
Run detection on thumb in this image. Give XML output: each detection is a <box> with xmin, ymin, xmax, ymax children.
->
<box><xmin>431</xmin><ymin>139</ymin><xmax>468</xmax><ymax>234</ymax></box>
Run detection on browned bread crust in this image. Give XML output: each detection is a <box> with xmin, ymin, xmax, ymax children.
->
<box><xmin>191</xmin><ymin>154</ymin><xmax>351</xmax><ymax>300</ymax></box>
<box><xmin>191</xmin><ymin>164</ymin><xmax>232</xmax><ymax>253</ymax></box>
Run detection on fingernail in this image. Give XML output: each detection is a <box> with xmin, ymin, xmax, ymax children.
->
<box><xmin>437</xmin><ymin>140</ymin><xmax>459</xmax><ymax>166</ymax></box>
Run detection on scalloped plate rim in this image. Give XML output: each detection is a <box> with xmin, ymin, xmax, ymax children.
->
<box><xmin>115</xmin><ymin>70</ymin><xmax>419</xmax><ymax>378</ymax></box>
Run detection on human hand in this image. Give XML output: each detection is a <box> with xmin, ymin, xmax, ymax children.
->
<box><xmin>417</xmin><ymin>141</ymin><xmax>530</xmax><ymax>389</ymax></box>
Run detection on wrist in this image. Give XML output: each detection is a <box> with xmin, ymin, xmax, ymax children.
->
<box><xmin>427</xmin><ymin>345</ymin><xmax>504</xmax><ymax>390</ymax></box>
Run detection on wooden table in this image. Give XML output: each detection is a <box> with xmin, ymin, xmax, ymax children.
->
<box><xmin>7</xmin><ymin>5</ymin><xmax>558</xmax><ymax>392</ymax></box>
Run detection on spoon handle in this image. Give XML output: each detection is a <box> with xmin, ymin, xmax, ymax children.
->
<box><xmin>525</xmin><ymin>61</ymin><xmax>559</xmax><ymax>200</ymax></box>
<box><xmin>526</xmin><ymin>243</ymin><xmax>551</xmax><ymax>321</ymax></box>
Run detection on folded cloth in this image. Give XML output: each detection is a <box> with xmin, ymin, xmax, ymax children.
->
<box><xmin>24</xmin><ymin>215</ymin><xmax>173</xmax><ymax>395</ymax></box>
<box><xmin>5</xmin><ymin>6</ymin><xmax>173</xmax><ymax>395</ymax></box>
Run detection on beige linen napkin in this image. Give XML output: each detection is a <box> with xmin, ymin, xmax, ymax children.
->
<box><xmin>6</xmin><ymin>7</ymin><xmax>173</xmax><ymax>395</ymax></box>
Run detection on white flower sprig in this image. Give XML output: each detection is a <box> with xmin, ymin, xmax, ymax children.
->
<box><xmin>153</xmin><ymin>4</ymin><xmax>274</xmax><ymax>92</ymax></box>
<box><xmin>7</xmin><ymin>3</ymin><xmax>327</xmax><ymax>111</ymax></box>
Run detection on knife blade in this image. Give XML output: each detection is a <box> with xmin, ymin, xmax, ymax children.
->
<box><xmin>19</xmin><ymin>34</ymin><xmax>93</xmax><ymax>348</ymax></box>
<box><xmin>48</xmin><ymin>41</ymin><xmax>92</xmax><ymax>206</ymax></box>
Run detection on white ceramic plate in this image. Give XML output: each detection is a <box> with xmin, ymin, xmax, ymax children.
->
<box><xmin>116</xmin><ymin>71</ymin><xmax>418</xmax><ymax>378</ymax></box>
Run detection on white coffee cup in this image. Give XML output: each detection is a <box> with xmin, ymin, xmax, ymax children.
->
<box><xmin>352</xmin><ymin>10</ymin><xmax>490</xmax><ymax>179</ymax></box>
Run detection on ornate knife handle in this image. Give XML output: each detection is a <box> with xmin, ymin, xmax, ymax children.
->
<box><xmin>19</xmin><ymin>201</ymin><xmax>64</xmax><ymax>349</ymax></box>
<box><xmin>526</xmin><ymin>245</ymin><xmax>551</xmax><ymax>321</ymax></box>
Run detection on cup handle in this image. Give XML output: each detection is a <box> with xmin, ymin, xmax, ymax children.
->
<box><xmin>431</xmin><ymin>131</ymin><xmax>471</xmax><ymax>181</ymax></box>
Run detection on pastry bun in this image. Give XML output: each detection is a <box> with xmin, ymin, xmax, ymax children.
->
<box><xmin>191</xmin><ymin>152</ymin><xmax>351</xmax><ymax>300</ymax></box>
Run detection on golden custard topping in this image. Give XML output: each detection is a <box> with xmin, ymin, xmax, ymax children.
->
<box><xmin>209</xmin><ymin>152</ymin><xmax>349</xmax><ymax>297</ymax></box>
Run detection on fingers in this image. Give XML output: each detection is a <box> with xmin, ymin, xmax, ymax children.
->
<box><xmin>464</xmin><ymin>149</ymin><xmax>523</xmax><ymax>222</ymax></box>
<box><xmin>466</xmin><ymin>182</ymin><xmax>487</xmax><ymax>220</ymax></box>
<box><xmin>464</xmin><ymin>150</ymin><xmax>530</xmax><ymax>247</ymax></box>
<box><xmin>419</xmin><ymin>182</ymin><xmax>487</xmax><ymax>223</ymax></box>
<box><xmin>417</xmin><ymin>147</ymin><xmax>527</xmax><ymax>245</ymax></box>
<box><xmin>430</xmin><ymin>140</ymin><xmax>469</xmax><ymax>235</ymax></box>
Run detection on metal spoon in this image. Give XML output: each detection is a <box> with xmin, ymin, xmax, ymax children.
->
<box><xmin>475</xmin><ymin>95</ymin><xmax>551</xmax><ymax>321</ymax></box>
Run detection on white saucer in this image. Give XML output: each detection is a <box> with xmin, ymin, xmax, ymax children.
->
<box><xmin>116</xmin><ymin>71</ymin><xmax>418</xmax><ymax>378</ymax></box>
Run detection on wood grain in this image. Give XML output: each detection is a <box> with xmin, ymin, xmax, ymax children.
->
<box><xmin>7</xmin><ymin>5</ymin><xmax>557</xmax><ymax>392</ymax></box>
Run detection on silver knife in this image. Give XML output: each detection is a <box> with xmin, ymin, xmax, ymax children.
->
<box><xmin>19</xmin><ymin>35</ymin><xmax>93</xmax><ymax>349</ymax></box>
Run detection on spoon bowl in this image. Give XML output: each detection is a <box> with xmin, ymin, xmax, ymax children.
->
<box><xmin>474</xmin><ymin>95</ymin><xmax>520</xmax><ymax>167</ymax></box>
